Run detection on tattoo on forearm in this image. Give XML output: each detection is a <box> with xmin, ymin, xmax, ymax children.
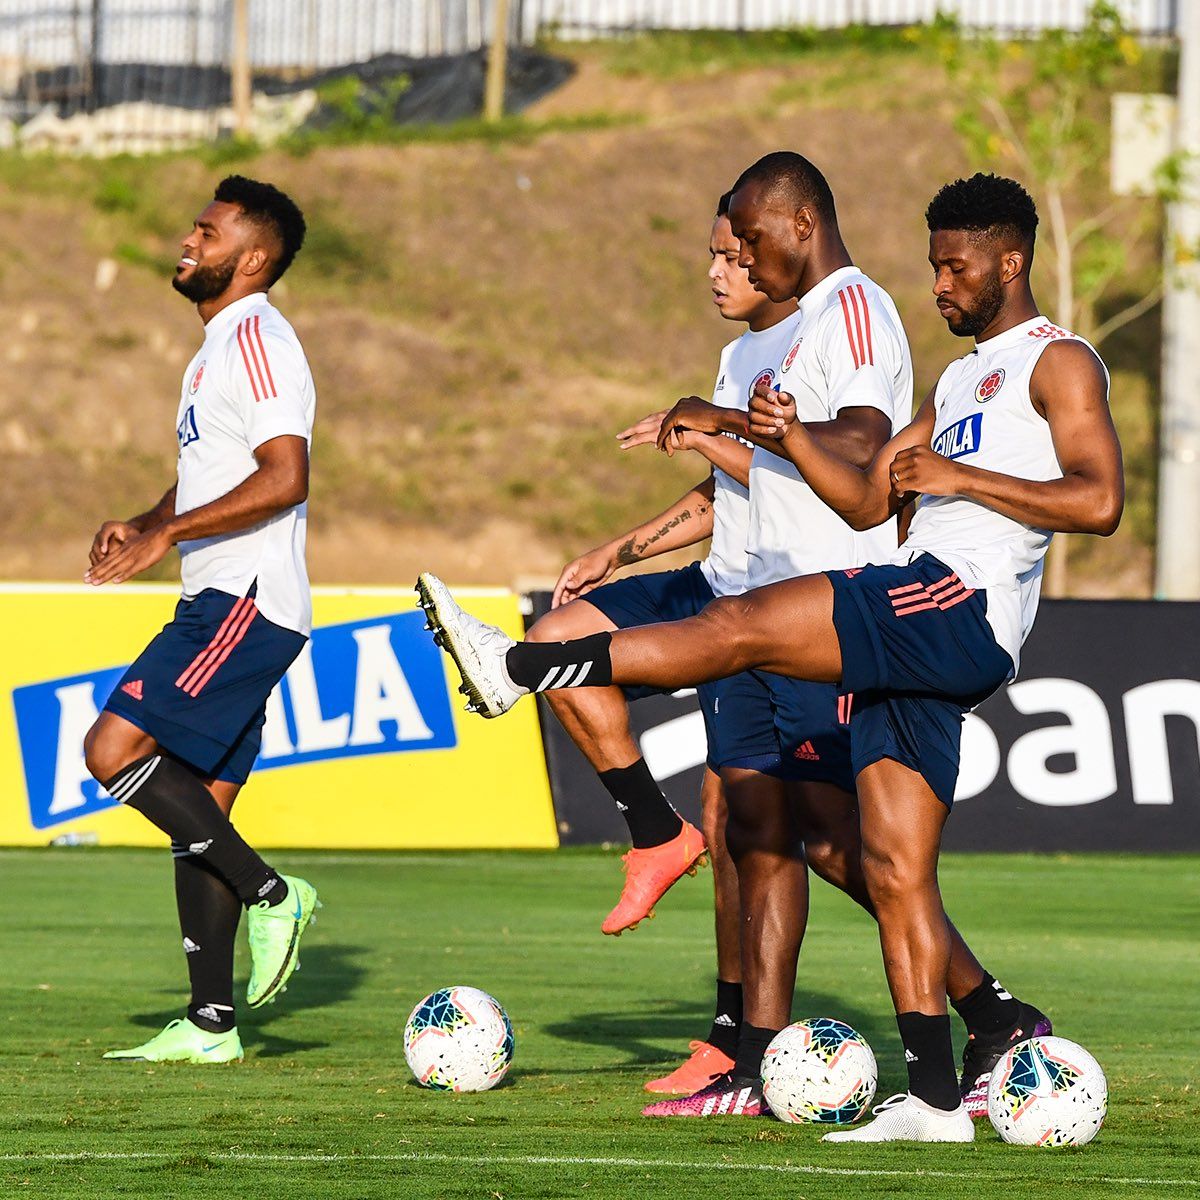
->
<box><xmin>615</xmin><ymin>500</ymin><xmax>711</xmax><ymax>565</ymax></box>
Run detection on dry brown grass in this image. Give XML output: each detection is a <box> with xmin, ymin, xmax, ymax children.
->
<box><xmin>0</xmin><ymin>40</ymin><xmax>1159</xmax><ymax>594</ymax></box>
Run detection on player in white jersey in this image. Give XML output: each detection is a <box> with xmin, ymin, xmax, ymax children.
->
<box><xmin>419</xmin><ymin>172</ymin><xmax>1121</xmax><ymax>1141</ymax></box>
<box><xmin>82</xmin><ymin>177</ymin><xmax>321</xmax><ymax>1064</ymax></box>
<box><xmin>524</xmin><ymin>194</ymin><xmax>800</xmax><ymax>1092</ymax></box>
<box><xmin>642</xmin><ymin>154</ymin><xmax>1046</xmax><ymax>1120</ymax></box>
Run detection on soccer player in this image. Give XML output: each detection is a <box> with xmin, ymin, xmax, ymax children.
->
<box><xmin>82</xmin><ymin>176</ymin><xmax>320</xmax><ymax>1064</ymax></box>
<box><xmin>419</xmin><ymin>171</ymin><xmax>1123</xmax><ymax>1141</ymax></box>
<box><xmin>528</xmin><ymin>192</ymin><xmax>800</xmax><ymax>1093</ymax></box>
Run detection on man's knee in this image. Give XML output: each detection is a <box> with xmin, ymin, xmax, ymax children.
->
<box><xmin>527</xmin><ymin>600</ymin><xmax>610</xmax><ymax>644</ymax></box>
<box><xmin>723</xmin><ymin>772</ymin><xmax>798</xmax><ymax>863</ymax></box>
<box><xmin>83</xmin><ymin>715</ymin><xmax>154</xmax><ymax>783</ymax></box>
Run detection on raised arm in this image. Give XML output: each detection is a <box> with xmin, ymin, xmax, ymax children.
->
<box><xmin>85</xmin><ymin>436</ymin><xmax>309</xmax><ymax>585</ymax></box>
<box><xmin>888</xmin><ymin>341</ymin><xmax>1123</xmax><ymax>535</ymax></box>
<box><xmin>552</xmin><ymin>476</ymin><xmax>715</xmax><ymax>608</ymax></box>
<box><xmin>750</xmin><ymin>380</ymin><xmax>937</xmax><ymax>529</ymax></box>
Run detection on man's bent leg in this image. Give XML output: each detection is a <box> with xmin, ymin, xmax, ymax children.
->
<box><xmin>528</xmin><ymin>601</ymin><xmax>682</xmax><ymax>847</ymax></box>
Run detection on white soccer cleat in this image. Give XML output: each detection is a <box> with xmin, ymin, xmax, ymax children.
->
<box><xmin>416</xmin><ymin>573</ymin><xmax>528</xmax><ymax>718</ymax></box>
<box><xmin>820</xmin><ymin>1093</ymin><xmax>975</xmax><ymax>1143</ymax></box>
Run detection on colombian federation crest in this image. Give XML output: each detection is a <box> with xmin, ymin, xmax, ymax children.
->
<box><xmin>975</xmin><ymin>368</ymin><xmax>1005</xmax><ymax>403</ymax></box>
<box><xmin>750</xmin><ymin>368</ymin><xmax>776</xmax><ymax>399</ymax></box>
<box><xmin>189</xmin><ymin>361</ymin><xmax>206</xmax><ymax>395</ymax></box>
<box><xmin>782</xmin><ymin>339</ymin><xmax>802</xmax><ymax>371</ymax></box>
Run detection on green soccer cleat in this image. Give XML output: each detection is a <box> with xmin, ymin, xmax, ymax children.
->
<box><xmin>246</xmin><ymin>874</ymin><xmax>320</xmax><ymax>1009</ymax></box>
<box><xmin>103</xmin><ymin>1018</ymin><xmax>243</xmax><ymax>1064</ymax></box>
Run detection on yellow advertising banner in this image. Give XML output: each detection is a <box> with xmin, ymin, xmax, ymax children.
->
<box><xmin>0</xmin><ymin>585</ymin><xmax>558</xmax><ymax>849</ymax></box>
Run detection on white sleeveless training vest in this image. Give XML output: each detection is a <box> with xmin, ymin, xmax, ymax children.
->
<box><xmin>897</xmin><ymin>316</ymin><xmax>1109</xmax><ymax>672</ymax></box>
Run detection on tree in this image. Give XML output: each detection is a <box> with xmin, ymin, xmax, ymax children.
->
<box><xmin>920</xmin><ymin>3</ymin><xmax>1169</xmax><ymax>594</ymax></box>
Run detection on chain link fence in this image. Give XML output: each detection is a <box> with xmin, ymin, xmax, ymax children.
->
<box><xmin>0</xmin><ymin>0</ymin><xmax>1180</xmax><ymax>154</ymax></box>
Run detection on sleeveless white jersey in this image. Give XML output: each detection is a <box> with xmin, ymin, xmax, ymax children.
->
<box><xmin>175</xmin><ymin>292</ymin><xmax>316</xmax><ymax>635</ymax></box>
<box><xmin>700</xmin><ymin>312</ymin><xmax>804</xmax><ymax>597</ymax></box>
<box><xmin>897</xmin><ymin>316</ymin><xmax>1109</xmax><ymax>672</ymax></box>
<box><xmin>746</xmin><ymin>267</ymin><xmax>912</xmax><ymax>588</ymax></box>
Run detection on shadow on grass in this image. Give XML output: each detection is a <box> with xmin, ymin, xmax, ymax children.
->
<box><xmin>130</xmin><ymin>942</ymin><xmax>370</xmax><ymax>1056</ymax></box>
<box><xmin>542</xmin><ymin>988</ymin><xmax>899</xmax><ymax>1075</ymax></box>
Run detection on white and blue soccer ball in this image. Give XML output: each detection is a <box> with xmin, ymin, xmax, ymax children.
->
<box><xmin>760</xmin><ymin>1018</ymin><xmax>877</xmax><ymax>1123</ymax></box>
<box><xmin>987</xmin><ymin>1035</ymin><xmax>1107</xmax><ymax>1146</ymax></box>
<box><xmin>404</xmin><ymin>985</ymin><xmax>514</xmax><ymax>1092</ymax></box>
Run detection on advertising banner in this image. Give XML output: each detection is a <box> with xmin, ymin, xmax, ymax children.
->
<box><xmin>531</xmin><ymin>594</ymin><xmax>1200</xmax><ymax>851</ymax></box>
<box><xmin>1</xmin><ymin>586</ymin><xmax>557</xmax><ymax>849</ymax></box>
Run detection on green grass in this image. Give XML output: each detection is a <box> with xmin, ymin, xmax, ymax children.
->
<box><xmin>0</xmin><ymin>850</ymin><xmax>1197</xmax><ymax>1198</ymax></box>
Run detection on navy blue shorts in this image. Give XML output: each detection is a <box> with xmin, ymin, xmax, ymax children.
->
<box><xmin>104</xmin><ymin>588</ymin><xmax>306</xmax><ymax>785</ymax></box>
<box><xmin>705</xmin><ymin>669</ymin><xmax>854</xmax><ymax>790</ymax></box>
<box><xmin>828</xmin><ymin>554</ymin><xmax>1014</xmax><ymax>808</ymax></box>
<box><xmin>584</xmin><ymin>564</ymin><xmax>768</xmax><ymax>769</ymax></box>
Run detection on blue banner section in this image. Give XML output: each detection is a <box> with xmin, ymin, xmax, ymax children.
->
<box><xmin>932</xmin><ymin>413</ymin><xmax>983</xmax><ymax>460</ymax></box>
<box><xmin>13</xmin><ymin>610</ymin><xmax>456</xmax><ymax>830</ymax></box>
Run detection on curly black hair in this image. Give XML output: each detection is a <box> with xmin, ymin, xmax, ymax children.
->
<box><xmin>925</xmin><ymin>173</ymin><xmax>1038</xmax><ymax>248</ymax></box>
<box><xmin>730</xmin><ymin>151</ymin><xmax>837</xmax><ymax>222</ymax></box>
<box><xmin>214</xmin><ymin>175</ymin><xmax>306</xmax><ymax>284</ymax></box>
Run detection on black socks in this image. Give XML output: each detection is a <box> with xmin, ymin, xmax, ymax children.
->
<box><xmin>598</xmin><ymin>759</ymin><xmax>683</xmax><ymax>848</ymax></box>
<box><xmin>733</xmin><ymin>1023</ymin><xmax>780</xmax><ymax>1081</ymax></box>
<box><xmin>174</xmin><ymin>842</ymin><xmax>242</xmax><ymax>1031</ymax></box>
<box><xmin>106</xmin><ymin>753</ymin><xmax>285</xmax><ymax>908</ymax></box>
<box><xmin>951</xmin><ymin>973</ymin><xmax>1020</xmax><ymax>1038</ymax></box>
<box><xmin>896</xmin><ymin>1012</ymin><xmax>960</xmax><ymax>1111</ymax></box>
<box><xmin>707</xmin><ymin>979</ymin><xmax>743</xmax><ymax>1059</ymax></box>
<box><xmin>506</xmin><ymin>633</ymin><xmax>613</xmax><ymax>692</ymax></box>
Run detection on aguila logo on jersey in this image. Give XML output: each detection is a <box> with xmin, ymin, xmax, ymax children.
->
<box><xmin>975</xmin><ymin>368</ymin><xmax>1005</xmax><ymax>403</ymax></box>
<box><xmin>749</xmin><ymin>368</ymin><xmax>775</xmax><ymax>399</ymax></box>
<box><xmin>782</xmin><ymin>339</ymin><xmax>802</xmax><ymax>371</ymax></box>
<box><xmin>933</xmin><ymin>413</ymin><xmax>983</xmax><ymax>460</ymax></box>
<box><xmin>188</xmin><ymin>361</ymin><xmax>206</xmax><ymax>395</ymax></box>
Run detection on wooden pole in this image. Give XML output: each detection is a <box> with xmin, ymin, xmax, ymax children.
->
<box><xmin>231</xmin><ymin>0</ymin><xmax>252</xmax><ymax>138</ymax></box>
<box><xmin>484</xmin><ymin>0</ymin><xmax>511</xmax><ymax>124</ymax></box>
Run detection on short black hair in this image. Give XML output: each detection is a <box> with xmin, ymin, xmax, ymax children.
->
<box><xmin>214</xmin><ymin>175</ymin><xmax>306</xmax><ymax>284</ymax></box>
<box><xmin>729</xmin><ymin>151</ymin><xmax>837</xmax><ymax>222</ymax></box>
<box><xmin>716</xmin><ymin>190</ymin><xmax>733</xmax><ymax>218</ymax></box>
<box><xmin>925</xmin><ymin>173</ymin><xmax>1038</xmax><ymax>249</ymax></box>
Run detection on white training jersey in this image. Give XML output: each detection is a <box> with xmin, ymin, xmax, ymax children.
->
<box><xmin>700</xmin><ymin>311</ymin><xmax>803</xmax><ymax>598</ymax></box>
<box><xmin>898</xmin><ymin>316</ymin><xmax>1109</xmax><ymax>673</ymax></box>
<box><xmin>174</xmin><ymin>292</ymin><xmax>316</xmax><ymax>635</ymax></box>
<box><xmin>745</xmin><ymin>266</ymin><xmax>912</xmax><ymax>588</ymax></box>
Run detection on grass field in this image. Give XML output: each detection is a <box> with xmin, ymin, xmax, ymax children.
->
<box><xmin>1</xmin><ymin>848</ymin><xmax>1196</xmax><ymax>1199</ymax></box>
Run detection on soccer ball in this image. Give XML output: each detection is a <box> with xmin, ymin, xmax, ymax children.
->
<box><xmin>404</xmin><ymin>986</ymin><xmax>514</xmax><ymax>1092</ymax></box>
<box><xmin>987</xmin><ymin>1035</ymin><xmax>1107</xmax><ymax>1146</ymax></box>
<box><xmin>760</xmin><ymin>1018</ymin><xmax>877</xmax><ymax>1123</ymax></box>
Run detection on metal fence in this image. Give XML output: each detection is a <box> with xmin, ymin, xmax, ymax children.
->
<box><xmin>0</xmin><ymin>0</ymin><xmax>1181</xmax><ymax>154</ymax></box>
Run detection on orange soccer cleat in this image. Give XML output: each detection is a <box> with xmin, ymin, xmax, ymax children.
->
<box><xmin>644</xmin><ymin>1040</ymin><xmax>736</xmax><ymax>1095</ymax></box>
<box><xmin>601</xmin><ymin>819</ymin><xmax>707</xmax><ymax>936</ymax></box>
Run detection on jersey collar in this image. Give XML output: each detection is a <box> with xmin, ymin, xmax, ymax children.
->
<box><xmin>202</xmin><ymin>291</ymin><xmax>271</xmax><ymax>339</ymax></box>
<box><xmin>798</xmin><ymin>265</ymin><xmax>862</xmax><ymax>319</ymax></box>
<box><xmin>974</xmin><ymin>315</ymin><xmax>1050</xmax><ymax>357</ymax></box>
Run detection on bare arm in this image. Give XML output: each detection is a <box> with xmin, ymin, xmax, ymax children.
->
<box><xmin>85</xmin><ymin>436</ymin><xmax>309</xmax><ymax>585</ymax></box>
<box><xmin>750</xmin><ymin>380</ymin><xmax>937</xmax><ymax>529</ymax></box>
<box><xmin>889</xmin><ymin>342</ymin><xmax>1123</xmax><ymax>535</ymax></box>
<box><xmin>552</xmin><ymin>477</ymin><xmax>715</xmax><ymax>608</ymax></box>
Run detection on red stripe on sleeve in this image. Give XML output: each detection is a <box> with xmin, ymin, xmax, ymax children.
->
<box><xmin>837</xmin><ymin>289</ymin><xmax>861</xmax><ymax>369</ymax></box>
<box><xmin>235</xmin><ymin>322</ymin><xmax>262</xmax><ymax>402</ymax></box>
<box><xmin>847</xmin><ymin>286</ymin><xmax>868</xmax><ymax>367</ymax></box>
<box><xmin>855</xmin><ymin>283</ymin><xmax>874</xmax><ymax>364</ymax></box>
<box><xmin>241</xmin><ymin>319</ymin><xmax>271</xmax><ymax>402</ymax></box>
<box><xmin>252</xmin><ymin>314</ymin><xmax>277</xmax><ymax>397</ymax></box>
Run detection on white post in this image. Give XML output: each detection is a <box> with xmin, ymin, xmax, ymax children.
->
<box><xmin>484</xmin><ymin>0</ymin><xmax>511</xmax><ymax>123</ymax></box>
<box><xmin>1155</xmin><ymin>1</ymin><xmax>1200</xmax><ymax>598</ymax></box>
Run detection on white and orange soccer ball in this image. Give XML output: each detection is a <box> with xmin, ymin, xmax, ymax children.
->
<box><xmin>760</xmin><ymin>1018</ymin><xmax>877</xmax><ymax>1124</ymax></box>
<box><xmin>987</xmin><ymin>1035</ymin><xmax>1107</xmax><ymax>1146</ymax></box>
<box><xmin>404</xmin><ymin>986</ymin><xmax>514</xmax><ymax>1092</ymax></box>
